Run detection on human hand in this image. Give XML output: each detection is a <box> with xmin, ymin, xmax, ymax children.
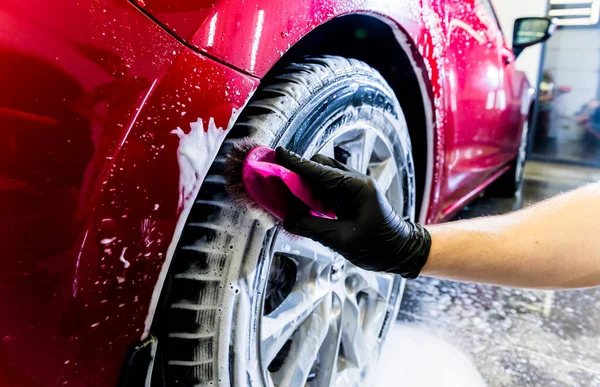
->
<box><xmin>276</xmin><ymin>147</ymin><xmax>431</xmax><ymax>279</ymax></box>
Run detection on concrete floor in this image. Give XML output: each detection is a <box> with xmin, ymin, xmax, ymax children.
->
<box><xmin>375</xmin><ymin>161</ymin><xmax>600</xmax><ymax>387</ymax></box>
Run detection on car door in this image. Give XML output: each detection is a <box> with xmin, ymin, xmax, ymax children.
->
<box><xmin>497</xmin><ymin>37</ymin><xmax>531</xmax><ymax>164</ymax></box>
<box><xmin>441</xmin><ymin>0</ymin><xmax>511</xmax><ymax>216</ymax></box>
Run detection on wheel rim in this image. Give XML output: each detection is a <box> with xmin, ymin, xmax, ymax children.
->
<box><xmin>515</xmin><ymin>120</ymin><xmax>529</xmax><ymax>188</ymax></box>
<box><xmin>258</xmin><ymin>125</ymin><xmax>409</xmax><ymax>387</ymax></box>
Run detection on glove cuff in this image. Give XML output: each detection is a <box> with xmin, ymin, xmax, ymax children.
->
<box><xmin>397</xmin><ymin>224</ymin><xmax>432</xmax><ymax>279</ymax></box>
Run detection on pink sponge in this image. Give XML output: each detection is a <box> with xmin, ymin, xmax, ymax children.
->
<box><xmin>242</xmin><ymin>146</ymin><xmax>336</xmax><ymax>221</ymax></box>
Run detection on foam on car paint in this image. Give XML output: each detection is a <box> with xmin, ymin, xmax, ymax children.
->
<box><xmin>141</xmin><ymin>105</ymin><xmax>245</xmax><ymax>341</ymax></box>
<box><xmin>170</xmin><ymin>117</ymin><xmax>229</xmax><ymax>212</ymax></box>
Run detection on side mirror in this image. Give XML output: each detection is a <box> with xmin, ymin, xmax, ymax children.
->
<box><xmin>513</xmin><ymin>17</ymin><xmax>557</xmax><ymax>58</ymax></box>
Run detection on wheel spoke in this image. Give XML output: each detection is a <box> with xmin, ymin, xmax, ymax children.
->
<box><xmin>315</xmin><ymin>295</ymin><xmax>343</xmax><ymax>386</ymax></box>
<box><xmin>262</xmin><ymin>231</ymin><xmax>337</xmax><ymax>366</ymax></box>
<box><xmin>318</xmin><ymin>140</ymin><xmax>336</xmax><ymax>159</ymax></box>
<box><xmin>346</xmin><ymin>266</ymin><xmax>395</xmax><ymax>300</ymax></box>
<box><xmin>369</xmin><ymin>157</ymin><xmax>397</xmax><ymax>194</ymax></box>
<box><xmin>340</xmin><ymin>298</ymin><xmax>367</xmax><ymax>368</ymax></box>
<box><xmin>337</xmin><ymin>293</ymin><xmax>385</xmax><ymax>383</ymax></box>
<box><xmin>360</xmin><ymin>129</ymin><xmax>378</xmax><ymax>174</ymax></box>
<box><xmin>271</xmin><ymin>295</ymin><xmax>332</xmax><ymax>387</ymax></box>
<box><xmin>335</xmin><ymin>129</ymin><xmax>376</xmax><ymax>173</ymax></box>
<box><xmin>261</xmin><ymin>286</ymin><xmax>329</xmax><ymax>366</ymax></box>
<box><xmin>272</xmin><ymin>230</ymin><xmax>335</xmax><ymax>267</ymax></box>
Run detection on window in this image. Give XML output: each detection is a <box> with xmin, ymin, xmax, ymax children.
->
<box><xmin>478</xmin><ymin>0</ymin><xmax>503</xmax><ymax>31</ymax></box>
<box><xmin>549</xmin><ymin>0</ymin><xmax>600</xmax><ymax>26</ymax></box>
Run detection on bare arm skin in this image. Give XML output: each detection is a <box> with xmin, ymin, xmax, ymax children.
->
<box><xmin>422</xmin><ymin>182</ymin><xmax>600</xmax><ymax>289</ymax></box>
<box><xmin>277</xmin><ymin>148</ymin><xmax>600</xmax><ymax>289</ymax></box>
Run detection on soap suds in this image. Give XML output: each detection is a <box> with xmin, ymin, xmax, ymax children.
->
<box><xmin>142</xmin><ymin>107</ymin><xmax>244</xmax><ymax>340</ymax></box>
<box><xmin>170</xmin><ymin>117</ymin><xmax>230</xmax><ymax>213</ymax></box>
<box><xmin>119</xmin><ymin>247</ymin><xmax>130</xmax><ymax>269</ymax></box>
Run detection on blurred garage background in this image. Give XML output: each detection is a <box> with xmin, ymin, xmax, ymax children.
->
<box><xmin>377</xmin><ymin>1</ymin><xmax>600</xmax><ymax>386</ymax></box>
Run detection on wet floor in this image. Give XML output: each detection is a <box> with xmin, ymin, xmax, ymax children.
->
<box><xmin>376</xmin><ymin>161</ymin><xmax>600</xmax><ymax>387</ymax></box>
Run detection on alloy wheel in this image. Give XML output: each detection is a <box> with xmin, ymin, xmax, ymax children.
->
<box><xmin>259</xmin><ymin>126</ymin><xmax>409</xmax><ymax>386</ymax></box>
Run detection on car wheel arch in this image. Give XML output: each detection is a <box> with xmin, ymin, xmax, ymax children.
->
<box><xmin>259</xmin><ymin>13</ymin><xmax>435</xmax><ymax>222</ymax></box>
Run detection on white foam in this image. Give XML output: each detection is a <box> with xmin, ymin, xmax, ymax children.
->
<box><xmin>141</xmin><ymin>109</ymin><xmax>241</xmax><ymax>340</ymax></box>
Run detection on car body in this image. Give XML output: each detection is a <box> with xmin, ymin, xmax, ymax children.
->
<box><xmin>0</xmin><ymin>0</ymin><xmax>538</xmax><ymax>385</ymax></box>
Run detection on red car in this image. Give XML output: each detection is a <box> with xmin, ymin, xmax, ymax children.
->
<box><xmin>0</xmin><ymin>1</ymin><xmax>553</xmax><ymax>385</ymax></box>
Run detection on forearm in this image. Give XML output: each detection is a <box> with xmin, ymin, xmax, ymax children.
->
<box><xmin>421</xmin><ymin>182</ymin><xmax>600</xmax><ymax>289</ymax></box>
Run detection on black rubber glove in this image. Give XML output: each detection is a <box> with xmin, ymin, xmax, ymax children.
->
<box><xmin>276</xmin><ymin>147</ymin><xmax>432</xmax><ymax>279</ymax></box>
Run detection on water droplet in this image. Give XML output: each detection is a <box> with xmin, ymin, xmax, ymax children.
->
<box><xmin>100</xmin><ymin>237</ymin><xmax>116</xmax><ymax>245</ymax></box>
<box><xmin>119</xmin><ymin>248</ymin><xmax>130</xmax><ymax>269</ymax></box>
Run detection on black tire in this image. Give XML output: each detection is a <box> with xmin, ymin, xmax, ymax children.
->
<box><xmin>487</xmin><ymin>119</ymin><xmax>529</xmax><ymax>198</ymax></box>
<box><xmin>151</xmin><ymin>56</ymin><xmax>415</xmax><ymax>386</ymax></box>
